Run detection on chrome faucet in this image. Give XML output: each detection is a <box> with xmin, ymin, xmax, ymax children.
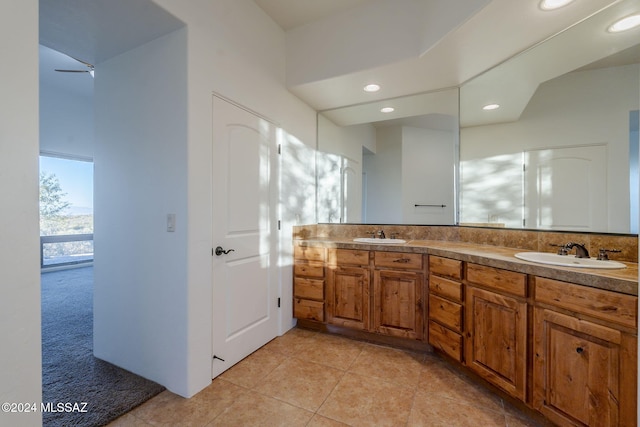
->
<box><xmin>549</xmin><ymin>243</ymin><xmax>568</xmax><ymax>255</ymax></box>
<box><xmin>597</xmin><ymin>248</ymin><xmax>621</xmax><ymax>260</ymax></box>
<box><xmin>378</xmin><ymin>230</ymin><xmax>386</xmax><ymax>239</ymax></box>
<box><xmin>564</xmin><ymin>242</ymin><xmax>590</xmax><ymax>258</ymax></box>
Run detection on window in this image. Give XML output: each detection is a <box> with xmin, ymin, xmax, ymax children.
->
<box><xmin>39</xmin><ymin>154</ymin><xmax>94</xmax><ymax>268</ymax></box>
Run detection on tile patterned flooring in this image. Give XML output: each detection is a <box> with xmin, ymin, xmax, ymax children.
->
<box><xmin>107</xmin><ymin>328</ymin><xmax>542</xmax><ymax>427</ymax></box>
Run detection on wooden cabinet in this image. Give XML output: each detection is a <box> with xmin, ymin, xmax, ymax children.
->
<box><xmin>293</xmin><ymin>246</ymin><xmax>325</xmax><ymax>322</ymax></box>
<box><xmin>533</xmin><ymin>277</ymin><xmax>638</xmax><ymax>427</ymax></box>
<box><xmin>373</xmin><ymin>251</ymin><xmax>424</xmax><ymax>340</ymax></box>
<box><xmin>465</xmin><ymin>263</ymin><xmax>528</xmax><ymax>401</ymax></box>
<box><xmin>293</xmin><ymin>241</ymin><xmax>638</xmax><ymax>427</ymax></box>
<box><xmin>296</xmin><ymin>247</ymin><xmax>427</xmax><ymax>341</ymax></box>
<box><xmin>428</xmin><ymin>256</ymin><xmax>464</xmax><ymax>361</ymax></box>
<box><xmin>326</xmin><ymin>249</ymin><xmax>370</xmax><ymax>330</ymax></box>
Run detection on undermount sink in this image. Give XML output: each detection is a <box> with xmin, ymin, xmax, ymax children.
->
<box><xmin>353</xmin><ymin>238</ymin><xmax>407</xmax><ymax>244</ymax></box>
<box><xmin>514</xmin><ymin>252</ymin><xmax>626</xmax><ymax>269</ymax></box>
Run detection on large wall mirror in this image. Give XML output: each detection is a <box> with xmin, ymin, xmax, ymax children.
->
<box><xmin>317</xmin><ymin>89</ymin><xmax>459</xmax><ymax>225</ymax></box>
<box><xmin>317</xmin><ymin>0</ymin><xmax>639</xmax><ymax>233</ymax></box>
<box><xmin>460</xmin><ymin>0</ymin><xmax>639</xmax><ymax>234</ymax></box>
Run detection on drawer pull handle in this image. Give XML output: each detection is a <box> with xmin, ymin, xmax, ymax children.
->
<box><xmin>393</xmin><ymin>258</ymin><xmax>410</xmax><ymax>263</ymax></box>
<box><xmin>576</xmin><ymin>347</ymin><xmax>584</xmax><ymax>354</ymax></box>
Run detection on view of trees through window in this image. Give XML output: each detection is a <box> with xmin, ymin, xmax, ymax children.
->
<box><xmin>39</xmin><ymin>155</ymin><xmax>94</xmax><ymax>267</ymax></box>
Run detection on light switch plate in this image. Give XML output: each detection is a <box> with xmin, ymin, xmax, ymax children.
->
<box><xmin>167</xmin><ymin>213</ymin><xmax>176</xmax><ymax>232</ymax></box>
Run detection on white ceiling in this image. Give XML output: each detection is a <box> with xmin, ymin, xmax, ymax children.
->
<box><xmin>260</xmin><ymin>0</ymin><xmax>637</xmax><ymax>127</ymax></box>
<box><xmin>39</xmin><ymin>0</ymin><xmax>184</xmax><ymax>100</ymax></box>
<box><xmin>253</xmin><ymin>0</ymin><xmax>372</xmax><ymax>30</ymax></box>
<box><xmin>39</xmin><ymin>0</ymin><xmax>184</xmax><ymax>65</ymax></box>
<box><xmin>460</xmin><ymin>0</ymin><xmax>640</xmax><ymax>127</ymax></box>
<box><xmin>39</xmin><ymin>0</ymin><xmax>638</xmax><ymax>126</ymax></box>
<box><xmin>278</xmin><ymin>0</ymin><xmax>626</xmax><ymax>111</ymax></box>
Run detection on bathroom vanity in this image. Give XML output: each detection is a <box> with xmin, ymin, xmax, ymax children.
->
<box><xmin>292</xmin><ymin>226</ymin><xmax>638</xmax><ymax>427</ymax></box>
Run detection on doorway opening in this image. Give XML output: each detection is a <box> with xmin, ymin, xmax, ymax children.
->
<box><xmin>39</xmin><ymin>46</ymin><xmax>166</xmax><ymax>426</ymax></box>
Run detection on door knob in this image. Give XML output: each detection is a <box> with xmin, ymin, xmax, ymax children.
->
<box><xmin>215</xmin><ymin>246</ymin><xmax>235</xmax><ymax>256</ymax></box>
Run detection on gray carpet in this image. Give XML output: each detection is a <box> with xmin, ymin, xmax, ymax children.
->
<box><xmin>41</xmin><ymin>266</ymin><xmax>165</xmax><ymax>427</ymax></box>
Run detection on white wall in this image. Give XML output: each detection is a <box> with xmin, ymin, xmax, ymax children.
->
<box><xmin>40</xmin><ymin>69</ymin><xmax>94</xmax><ymax>159</ymax></box>
<box><xmin>460</xmin><ymin>64</ymin><xmax>639</xmax><ymax>232</ymax></box>
<box><xmin>402</xmin><ymin>126</ymin><xmax>456</xmax><ymax>224</ymax></box>
<box><xmin>318</xmin><ymin>115</ymin><xmax>375</xmax><ymax>160</ymax></box>
<box><xmin>286</xmin><ymin>0</ymin><xmax>490</xmax><ymax>88</ymax></box>
<box><xmin>280</xmin><ymin>132</ymin><xmax>317</xmax><ymax>327</ymax></box>
<box><xmin>93</xmin><ymin>28</ymin><xmax>190</xmax><ymax>395</ymax></box>
<box><xmin>637</xmin><ymin>63</ymin><xmax>640</xmax><ymax>427</ymax></box>
<box><xmin>0</xmin><ymin>1</ymin><xmax>42</xmax><ymax>426</ymax></box>
<box><xmin>363</xmin><ymin>125</ymin><xmax>457</xmax><ymax>225</ymax></box>
<box><xmin>117</xmin><ymin>0</ymin><xmax>316</xmax><ymax>397</ymax></box>
<box><xmin>364</xmin><ymin>126</ymin><xmax>403</xmax><ymax>223</ymax></box>
<box><xmin>286</xmin><ymin>0</ymin><xmax>424</xmax><ymax>87</ymax></box>
<box><xmin>317</xmin><ymin>115</ymin><xmax>375</xmax><ymax>222</ymax></box>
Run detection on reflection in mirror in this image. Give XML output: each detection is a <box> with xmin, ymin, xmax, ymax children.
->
<box><xmin>317</xmin><ymin>89</ymin><xmax>459</xmax><ymax>224</ymax></box>
<box><xmin>460</xmin><ymin>0</ymin><xmax>640</xmax><ymax>233</ymax></box>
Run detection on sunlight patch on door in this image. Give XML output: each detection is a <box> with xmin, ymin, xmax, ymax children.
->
<box><xmin>537</xmin><ymin>159</ymin><xmax>590</xmax><ymax>228</ymax></box>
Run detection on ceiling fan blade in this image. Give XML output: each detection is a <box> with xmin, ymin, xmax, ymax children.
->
<box><xmin>54</xmin><ymin>54</ymin><xmax>95</xmax><ymax>77</ymax></box>
<box><xmin>55</xmin><ymin>69</ymin><xmax>90</xmax><ymax>73</ymax></box>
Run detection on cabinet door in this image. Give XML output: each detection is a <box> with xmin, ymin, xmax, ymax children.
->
<box><xmin>465</xmin><ymin>286</ymin><xmax>527</xmax><ymax>401</ymax></box>
<box><xmin>326</xmin><ymin>266</ymin><xmax>370</xmax><ymax>330</ymax></box>
<box><xmin>373</xmin><ymin>270</ymin><xmax>424</xmax><ymax>340</ymax></box>
<box><xmin>533</xmin><ymin>308</ymin><xmax>622</xmax><ymax>427</ymax></box>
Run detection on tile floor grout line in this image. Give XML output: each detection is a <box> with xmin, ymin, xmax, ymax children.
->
<box><xmin>241</xmin><ymin>349</ymin><xmax>345</xmax><ymax>419</ymax></box>
<box><xmin>304</xmin><ymin>369</ymin><xmax>350</xmax><ymax>426</ymax></box>
<box><xmin>106</xmin><ymin>328</ymin><xmax>544</xmax><ymax>426</ymax></box>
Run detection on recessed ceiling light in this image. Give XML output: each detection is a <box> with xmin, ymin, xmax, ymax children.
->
<box><xmin>380</xmin><ymin>107</ymin><xmax>395</xmax><ymax>113</ymax></box>
<box><xmin>539</xmin><ymin>0</ymin><xmax>574</xmax><ymax>11</ymax></box>
<box><xmin>482</xmin><ymin>104</ymin><xmax>500</xmax><ymax>111</ymax></box>
<box><xmin>608</xmin><ymin>14</ymin><xmax>640</xmax><ymax>33</ymax></box>
<box><xmin>364</xmin><ymin>84</ymin><xmax>381</xmax><ymax>92</ymax></box>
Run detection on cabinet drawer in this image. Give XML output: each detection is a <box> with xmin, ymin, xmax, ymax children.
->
<box><xmin>329</xmin><ymin>248</ymin><xmax>369</xmax><ymax>266</ymax></box>
<box><xmin>294</xmin><ymin>278</ymin><xmax>324</xmax><ymax>300</ymax></box>
<box><xmin>466</xmin><ymin>263</ymin><xmax>526</xmax><ymax>297</ymax></box>
<box><xmin>429</xmin><ymin>321</ymin><xmax>463</xmax><ymax>362</ymax></box>
<box><xmin>429</xmin><ymin>274</ymin><xmax>463</xmax><ymax>302</ymax></box>
<box><xmin>374</xmin><ymin>251</ymin><xmax>423</xmax><ymax>270</ymax></box>
<box><xmin>429</xmin><ymin>256</ymin><xmax>462</xmax><ymax>280</ymax></box>
<box><xmin>535</xmin><ymin>277</ymin><xmax>637</xmax><ymax>329</ymax></box>
<box><xmin>429</xmin><ymin>294</ymin><xmax>463</xmax><ymax>332</ymax></box>
<box><xmin>294</xmin><ymin>262</ymin><xmax>324</xmax><ymax>278</ymax></box>
<box><xmin>294</xmin><ymin>245</ymin><xmax>326</xmax><ymax>262</ymax></box>
<box><xmin>294</xmin><ymin>298</ymin><xmax>324</xmax><ymax>322</ymax></box>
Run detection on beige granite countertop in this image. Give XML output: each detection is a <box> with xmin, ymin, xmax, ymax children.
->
<box><xmin>294</xmin><ymin>237</ymin><xmax>639</xmax><ymax>296</ymax></box>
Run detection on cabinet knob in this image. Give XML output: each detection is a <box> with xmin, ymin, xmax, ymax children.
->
<box><xmin>576</xmin><ymin>347</ymin><xmax>584</xmax><ymax>354</ymax></box>
<box><xmin>393</xmin><ymin>258</ymin><xmax>410</xmax><ymax>263</ymax></box>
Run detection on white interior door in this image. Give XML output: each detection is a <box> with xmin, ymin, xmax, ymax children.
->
<box><xmin>211</xmin><ymin>96</ymin><xmax>279</xmax><ymax>378</ymax></box>
<box><xmin>525</xmin><ymin>145</ymin><xmax>607</xmax><ymax>231</ymax></box>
